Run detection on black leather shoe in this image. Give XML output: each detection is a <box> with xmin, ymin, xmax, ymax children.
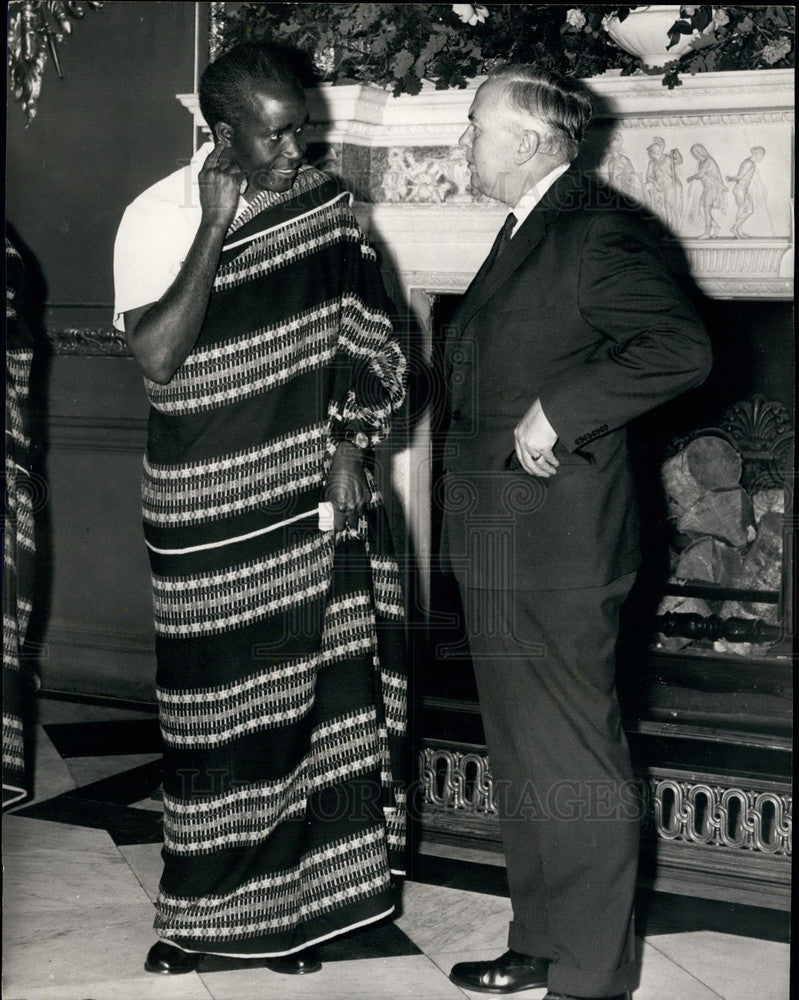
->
<box><xmin>544</xmin><ymin>993</ymin><xmax>630</xmax><ymax>999</ymax></box>
<box><xmin>144</xmin><ymin>940</ymin><xmax>202</xmax><ymax>974</ymax></box>
<box><xmin>264</xmin><ymin>946</ymin><xmax>322</xmax><ymax>975</ymax></box>
<box><xmin>449</xmin><ymin>949</ymin><xmax>550</xmax><ymax>993</ymax></box>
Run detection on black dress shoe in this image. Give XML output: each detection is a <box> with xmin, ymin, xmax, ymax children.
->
<box><xmin>544</xmin><ymin>993</ymin><xmax>630</xmax><ymax>999</ymax></box>
<box><xmin>144</xmin><ymin>940</ymin><xmax>202</xmax><ymax>974</ymax></box>
<box><xmin>449</xmin><ymin>949</ymin><xmax>549</xmax><ymax>993</ymax></box>
<box><xmin>264</xmin><ymin>946</ymin><xmax>322</xmax><ymax>975</ymax></box>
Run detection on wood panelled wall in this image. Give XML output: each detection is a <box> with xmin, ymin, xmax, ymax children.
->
<box><xmin>37</xmin><ymin>358</ymin><xmax>153</xmax><ymax>700</ymax></box>
<box><xmin>7</xmin><ymin>2</ymin><xmax>199</xmax><ymax>700</ymax></box>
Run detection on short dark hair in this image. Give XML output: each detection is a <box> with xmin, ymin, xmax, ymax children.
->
<box><xmin>199</xmin><ymin>41</ymin><xmax>305</xmax><ymax>133</ymax></box>
<box><xmin>488</xmin><ymin>65</ymin><xmax>593</xmax><ymax>162</ymax></box>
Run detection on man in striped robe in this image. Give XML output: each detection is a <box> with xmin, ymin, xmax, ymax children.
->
<box><xmin>113</xmin><ymin>42</ymin><xmax>407</xmax><ymax>976</ymax></box>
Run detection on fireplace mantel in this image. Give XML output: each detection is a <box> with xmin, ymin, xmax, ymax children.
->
<box><xmin>178</xmin><ymin>68</ymin><xmax>793</xmax><ymax>607</ymax></box>
<box><xmin>178</xmin><ymin>68</ymin><xmax>794</xmax><ymax>301</ymax></box>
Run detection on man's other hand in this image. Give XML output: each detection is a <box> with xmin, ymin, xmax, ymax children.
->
<box><xmin>323</xmin><ymin>441</ymin><xmax>370</xmax><ymax>530</ymax></box>
<box><xmin>514</xmin><ymin>397</ymin><xmax>559</xmax><ymax>477</ymax></box>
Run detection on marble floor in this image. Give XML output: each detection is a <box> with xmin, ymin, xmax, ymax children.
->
<box><xmin>2</xmin><ymin>695</ymin><xmax>790</xmax><ymax>1000</ymax></box>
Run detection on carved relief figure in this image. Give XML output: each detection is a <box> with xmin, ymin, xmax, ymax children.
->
<box><xmin>686</xmin><ymin>142</ymin><xmax>727</xmax><ymax>238</ymax></box>
<box><xmin>644</xmin><ymin>136</ymin><xmax>684</xmax><ymax>230</ymax></box>
<box><xmin>449</xmin><ymin>144</ymin><xmax>477</xmax><ymax>201</ymax></box>
<box><xmin>380</xmin><ymin>147</ymin><xmax>413</xmax><ymax>202</ymax></box>
<box><xmin>380</xmin><ymin>147</ymin><xmax>458</xmax><ymax>203</ymax></box>
<box><xmin>309</xmin><ymin>142</ymin><xmax>339</xmax><ymax>176</ymax></box>
<box><xmin>602</xmin><ymin>135</ymin><xmax>638</xmax><ymax>200</ymax></box>
<box><xmin>408</xmin><ymin>151</ymin><xmax>457</xmax><ymax>203</ymax></box>
<box><xmin>727</xmin><ymin>146</ymin><xmax>770</xmax><ymax>238</ymax></box>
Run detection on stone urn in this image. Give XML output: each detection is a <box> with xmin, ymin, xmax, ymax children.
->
<box><xmin>604</xmin><ymin>5</ymin><xmax>712</xmax><ymax>68</ymax></box>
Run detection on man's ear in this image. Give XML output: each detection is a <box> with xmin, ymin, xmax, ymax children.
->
<box><xmin>516</xmin><ymin>130</ymin><xmax>539</xmax><ymax>165</ymax></box>
<box><xmin>215</xmin><ymin>121</ymin><xmax>234</xmax><ymax>148</ymax></box>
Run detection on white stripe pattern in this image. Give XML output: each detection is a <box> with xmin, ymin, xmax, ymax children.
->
<box><xmin>143</xmin><ymin>425</ymin><xmax>328</xmax><ymax>526</ymax></box>
<box><xmin>370</xmin><ymin>554</ymin><xmax>406</xmax><ymax>620</ymax></box>
<box><xmin>145</xmin><ymin>302</ymin><xmax>341</xmax><ymax>415</ymax></box>
<box><xmin>152</xmin><ymin>534</ymin><xmax>333</xmax><ymax>637</ymax></box>
<box><xmin>215</xmin><ymin>222</ymin><xmax>363</xmax><ymax>291</ymax></box>
<box><xmin>156</xmin><ymin>827</ymin><xmax>390</xmax><ymax>937</ymax></box>
<box><xmin>158</xmin><ymin>657</ymin><xmax>319</xmax><ymax>747</ymax></box>
<box><xmin>162</xmin><ymin>713</ymin><xmax>382</xmax><ymax>854</ymax></box>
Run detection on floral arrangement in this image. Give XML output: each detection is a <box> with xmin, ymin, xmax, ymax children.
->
<box><xmin>215</xmin><ymin>4</ymin><xmax>794</xmax><ymax>94</ymax></box>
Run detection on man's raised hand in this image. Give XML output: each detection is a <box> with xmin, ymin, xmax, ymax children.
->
<box><xmin>198</xmin><ymin>143</ymin><xmax>247</xmax><ymax>229</ymax></box>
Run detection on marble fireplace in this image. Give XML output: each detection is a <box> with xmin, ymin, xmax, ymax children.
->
<box><xmin>178</xmin><ymin>66</ymin><xmax>794</xmax><ymax>584</ymax></box>
<box><xmin>175</xmin><ymin>66</ymin><xmax>794</xmax><ymax>908</ymax></box>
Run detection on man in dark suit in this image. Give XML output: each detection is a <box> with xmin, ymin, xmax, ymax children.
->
<box><xmin>443</xmin><ymin>67</ymin><xmax>712</xmax><ymax>1000</ymax></box>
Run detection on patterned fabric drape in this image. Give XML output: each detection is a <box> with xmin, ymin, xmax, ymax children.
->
<box><xmin>142</xmin><ymin>167</ymin><xmax>409</xmax><ymax>956</ymax></box>
<box><xmin>3</xmin><ymin>236</ymin><xmax>36</xmax><ymax>809</ymax></box>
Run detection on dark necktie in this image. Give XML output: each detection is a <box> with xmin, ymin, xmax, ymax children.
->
<box><xmin>483</xmin><ymin>211</ymin><xmax>517</xmax><ymax>273</ymax></box>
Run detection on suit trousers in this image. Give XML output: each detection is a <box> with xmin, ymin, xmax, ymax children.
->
<box><xmin>461</xmin><ymin>573</ymin><xmax>640</xmax><ymax>997</ymax></box>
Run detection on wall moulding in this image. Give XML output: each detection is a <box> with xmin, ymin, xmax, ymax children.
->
<box><xmin>47</xmin><ymin>415</ymin><xmax>148</xmax><ymax>453</ymax></box>
<box><xmin>178</xmin><ymin>68</ymin><xmax>793</xmax><ymax>299</ymax></box>
<box><xmin>46</xmin><ymin>326</ymin><xmax>130</xmax><ymax>356</ymax></box>
<box><xmin>45</xmin><ymin>619</ymin><xmax>154</xmax><ymax>656</ymax></box>
<box><xmin>38</xmin><ymin>621</ymin><xmax>157</xmax><ymax>701</ymax></box>
<box><xmin>178</xmin><ymin>68</ymin><xmax>794</xmax><ymax>140</ymax></box>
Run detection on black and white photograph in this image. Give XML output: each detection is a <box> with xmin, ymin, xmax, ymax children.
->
<box><xmin>3</xmin><ymin>4</ymin><xmax>793</xmax><ymax>999</ymax></box>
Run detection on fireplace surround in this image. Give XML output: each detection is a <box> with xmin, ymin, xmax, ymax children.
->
<box><xmin>176</xmin><ymin>66</ymin><xmax>794</xmax><ymax>585</ymax></box>
<box><xmin>181</xmin><ymin>67</ymin><xmax>795</xmax><ymax>907</ymax></box>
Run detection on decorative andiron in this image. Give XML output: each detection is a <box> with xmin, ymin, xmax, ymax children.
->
<box><xmin>7</xmin><ymin>1</ymin><xmax>103</xmax><ymax>125</ymax></box>
<box><xmin>655</xmin><ymin>611</ymin><xmax>783</xmax><ymax>645</ymax></box>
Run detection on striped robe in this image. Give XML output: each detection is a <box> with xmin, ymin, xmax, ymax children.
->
<box><xmin>3</xmin><ymin>237</ymin><xmax>36</xmax><ymax>809</ymax></box>
<box><xmin>141</xmin><ymin>168</ymin><xmax>408</xmax><ymax>956</ymax></box>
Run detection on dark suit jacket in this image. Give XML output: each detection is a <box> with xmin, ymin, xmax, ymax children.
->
<box><xmin>441</xmin><ymin>168</ymin><xmax>712</xmax><ymax>591</ymax></box>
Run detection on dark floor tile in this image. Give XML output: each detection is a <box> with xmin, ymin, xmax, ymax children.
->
<box><xmin>407</xmin><ymin>853</ymin><xmax>510</xmax><ymax>897</ymax></box>
<box><xmin>635</xmin><ymin>888</ymin><xmax>790</xmax><ymax>943</ymax></box>
<box><xmin>44</xmin><ymin>719</ymin><xmax>162</xmax><ymax>758</ymax></box>
<box><xmin>12</xmin><ymin>758</ymin><xmax>165</xmax><ymax>845</ymax></box>
<box><xmin>13</xmin><ymin>792</ymin><xmax>164</xmax><ymax>845</ymax></box>
<box><xmin>65</xmin><ymin>757</ymin><xmax>164</xmax><ymax>806</ymax></box>
<box><xmin>406</xmin><ymin>855</ymin><xmax>789</xmax><ymax>944</ymax></box>
<box><xmin>318</xmin><ymin>915</ymin><xmax>422</xmax><ymax>961</ymax></box>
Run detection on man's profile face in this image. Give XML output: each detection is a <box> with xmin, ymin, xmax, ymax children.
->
<box><xmin>459</xmin><ymin>81</ymin><xmax>521</xmax><ymax>206</ymax></box>
<box><xmin>225</xmin><ymin>83</ymin><xmax>309</xmax><ymax>194</ymax></box>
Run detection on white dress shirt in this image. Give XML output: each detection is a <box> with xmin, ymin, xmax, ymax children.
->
<box><xmin>509</xmin><ymin>162</ymin><xmax>571</xmax><ymax>238</ymax></box>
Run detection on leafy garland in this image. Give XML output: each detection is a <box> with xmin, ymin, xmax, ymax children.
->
<box><xmin>8</xmin><ymin>0</ymin><xmax>104</xmax><ymax>124</ymax></box>
<box><xmin>653</xmin><ymin>4</ymin><xmax>795</xmax><ymax>87</ymax></box>
<box><xmin>215</xmin><ymin>4</ymin><xmax>794</xmax><ymax>94</ymax></box>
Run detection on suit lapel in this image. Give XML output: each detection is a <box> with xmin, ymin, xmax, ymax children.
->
<box><xmin>449</xmin><ymin>222</ymin><xmax>508</xmax><ymax>325</ymax></box>
<box><xmin>465</xmin><ymin>211</ymin><xmax>548</xmax><ymax>323</ymax></box>
<box><xmin>450</xmin><ymin>168</ymin><xmax>582</xmax><ymax>335</ymax></box>
<box><xmin>444</xmin><ymin>210</ymin><xmax>547</xmax><ymax>384</ymax></box>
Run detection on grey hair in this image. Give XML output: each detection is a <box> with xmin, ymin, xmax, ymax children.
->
<box><xmin>487</xmin><ymin>65</ymin><xmax>593</xmax><ymax>162</ymax></box>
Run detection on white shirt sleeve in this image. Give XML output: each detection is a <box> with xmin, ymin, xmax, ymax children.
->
<box><xmin>112</xmin><ymin>195</ymin><xmax>200</xmax><ymax>333</ymax></box>
<box><xmin>113</xmin><ymin>143</ymin><xmax>246</xmax><ymax>333</ymax></box>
